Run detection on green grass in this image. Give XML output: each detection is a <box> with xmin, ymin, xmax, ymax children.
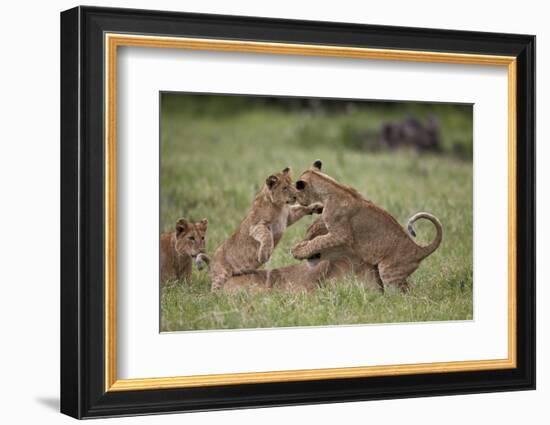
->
<box><xmin>160</xmin><ymin>96</ymin><xmax>473</xmax><ymax>332</ymax></box>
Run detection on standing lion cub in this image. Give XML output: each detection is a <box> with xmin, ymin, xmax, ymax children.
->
<box><xmin>209</xmin><ymin>167</ymin><xmax>322</xmax><ymax>290</ymax></box>
<box><xmin>160</xmin><ymin>217</ymin><xmax>208</xmax><ymax>283</ymax></box>
<box><xmin>291</xmin><ymin>160</ymin><xmax>442</xmax><ymax>291</ymax></box>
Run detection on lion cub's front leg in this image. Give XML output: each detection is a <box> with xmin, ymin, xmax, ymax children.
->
<box><xmin>287</xmin><ymin>202</ymin><xmax>323</xmax><ymax>226</ymax></box>
<box><xmin>250</xmin><ymin>223</ymin><xmax>274</xmax><ymax>264</ymax></box>
<box><xmin>292</xmin><ymin>226</ymin><xmax>351</xmax><ymax>260</ymax></box>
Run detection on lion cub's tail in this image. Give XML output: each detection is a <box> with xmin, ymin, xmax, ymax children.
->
<box><xmin>407</xmin><ymin>212</ymin><xmax>443</xmax><ymax>259</ymax></box>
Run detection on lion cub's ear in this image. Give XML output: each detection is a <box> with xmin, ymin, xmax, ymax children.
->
<box><xmin>266</xmin><ymin>175</ymin><xmax>279</xmax><ymax>189</ymax></box>
<box><xmin>313</xmin><ymin>160</ymin><xmax>322</xmax><ymax>170</ymax></box>
<box><xmin>175</xmin><ymin>218</ymin><xmax>189</xmax><ymax>235</ymax></box>
<box><xmin>282</xmin><ymin>167</ymin><xmax>291</xmax><ymax>175</ymax></box>
<box><xmin>197</xmin><ymin>218</ymin><xmax>208</xmax><ymax>232</ymax></box>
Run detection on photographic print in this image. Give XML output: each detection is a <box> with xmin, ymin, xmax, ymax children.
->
<box><xmin>159</xmin><ymin>93</ymin><xmax>473</xmax><ymax>332</ymax></box>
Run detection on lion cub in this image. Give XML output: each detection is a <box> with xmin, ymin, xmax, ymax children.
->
<box><xmin>160</xmin><ymin>217</ymin><xmax>208</xmax><ymax>283</ymax></box>
<box><xmin>292</xmin><ymin>160</ymin><xmax>442</xmax><ymax>291</ymax></box>
<box><xmin>209</xmin><ymin>167</ymin><xmax>322</xmax><ymax>290</ymax></box>
<box><xmin>221</xmin><ymin>218</ymin><xmax>382</xmax><ymax>292</ymax></box>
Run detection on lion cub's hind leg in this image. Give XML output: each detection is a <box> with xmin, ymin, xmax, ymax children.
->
<box><xmin>210</xmin><ymin>260</ymin><xmax>232</xmax><ymax>291</ymax></box>
<box><xmin>362</xmin><ymin>264</ymin><xmax>385</xmax><ymax>292</ymax></box>
<box><xmin>377</xmin><ymin>260</ymin><xmax>420</xmax><ymax>293</ymax></box>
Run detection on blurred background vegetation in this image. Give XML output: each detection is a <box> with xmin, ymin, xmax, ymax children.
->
<box><xmin>162</xmin><ymin>93</ymin><xmax>473</xmax><ymax>159</ymax></box>
<box><xmin>160</xmin><ymin>93</ymin><xmax>473</xmax><ymax>331</ymax></box>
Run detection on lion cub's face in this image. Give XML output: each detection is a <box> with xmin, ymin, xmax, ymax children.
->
<box><xmin>295</xmin><ymin>160</ymin><xmax>323</xmax><ymax>206</ymax></box>
<box><xmin>174</xmin><ymin>218</ymin><xmax>208</xmax><ymax>258</ymax></box>
<box><xmin>265</xmin><ymin>167</ymin><xmax>298</xmax><ymax>206</ymax></box>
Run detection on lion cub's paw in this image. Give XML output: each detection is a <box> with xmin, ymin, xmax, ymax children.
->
<box><xmin>291</xmin><ymin>240</ymin><xmax>310</xmax><ymax>260</ymax></box>
<box><xmin>308</xmin><ymin>202</ymin><xmax>324</xmax><ymax>215</ymax></box>
<box><xmin>258</xmin><ymin>245</ymin><xmax>273</xmax><ymax>264</ymax></box>
<box><xmin>210</xmin><ymin>280</ymin><xmax>223</xmax><ymax>292</ymax></box>
<box><xmin>195</xmin><ymin>253</ymin><xmax>210</xmax><ymax>271</ymax></box>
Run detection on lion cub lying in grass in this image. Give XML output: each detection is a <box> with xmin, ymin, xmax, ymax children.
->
<box><xmin>292</xmin><ymin>160</ymin><xmax>443</xmax><ymax>291</ymax></box>
<box><xmin>160</xmin><ymin>217</ymin><xmax>208</xmax><ymax>284</ymax></box>
<box><xmin>219</xmin><ymin>217</ymin><xmax>382</xmax><ymax>292</ymax></box>
<box><xmin>209</xmin><ymin>167</ymin><xmax>322</xmax><ymax>290</ymax></box>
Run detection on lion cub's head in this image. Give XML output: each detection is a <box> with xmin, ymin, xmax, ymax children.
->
<box><xmin>265</xmin><ymin>167</ymin><xmax>297</xmax><ymax>205</ymax></box>
<box><xmin>174</xmin><ymin>218</ymin><xmax>208</xmax><ymax>259</ymax></box>
<box><xmin>295</xmin><ymin>159</ymin><xmax>324</xmax><ymax>206</ymax></box>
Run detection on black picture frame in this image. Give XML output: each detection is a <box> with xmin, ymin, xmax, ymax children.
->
<box><xmin>60</xmin><ymin>5</ymin><xmax>535</xmax><ymax>419</ymax></box>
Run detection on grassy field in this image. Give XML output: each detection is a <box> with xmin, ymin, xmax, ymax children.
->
<box><xmin>160</xmin><ymin>95</ymin><xmax>473</xmax><ymax>332</ymax></box>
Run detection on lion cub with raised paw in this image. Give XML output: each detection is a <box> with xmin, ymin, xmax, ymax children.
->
<box><xmin>160</xmin><ymin>217</ymin><xmax>208</xmax><ymax>284</ymax></box>
<box><xmin>209</xmin><ymin>167</ymin><xmax>323</xmax><ymax>290</ymax></box>
<box><xmin>291</xmin><ymin>160</ymin><xmax>442</xmax><ymax>292</ymax></box>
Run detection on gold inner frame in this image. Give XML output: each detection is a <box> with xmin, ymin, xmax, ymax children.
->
<box><xmin>104</xmin><ymin>33</ymin><xmax>517</xmax><ymax>392</ymax></box>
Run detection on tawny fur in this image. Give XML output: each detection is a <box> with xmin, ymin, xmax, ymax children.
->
<box><xmin>209</xmin><ymin>167</ymin><xmax>322</xmax><ymax>290</ymax></box>
<box><xmin>160</xmin><ymin>218</ymin><xmax>208</xmax><ymax>283</ymax></box>
<box><xmin>291</xmin><ymin>160</ymin><xmax>442</xmax><ymax>291</ymax></box>
<box><xmin>221</xmin><ymin>218</ymin><xmax>383</xmax><ymax>293</ymax></box>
